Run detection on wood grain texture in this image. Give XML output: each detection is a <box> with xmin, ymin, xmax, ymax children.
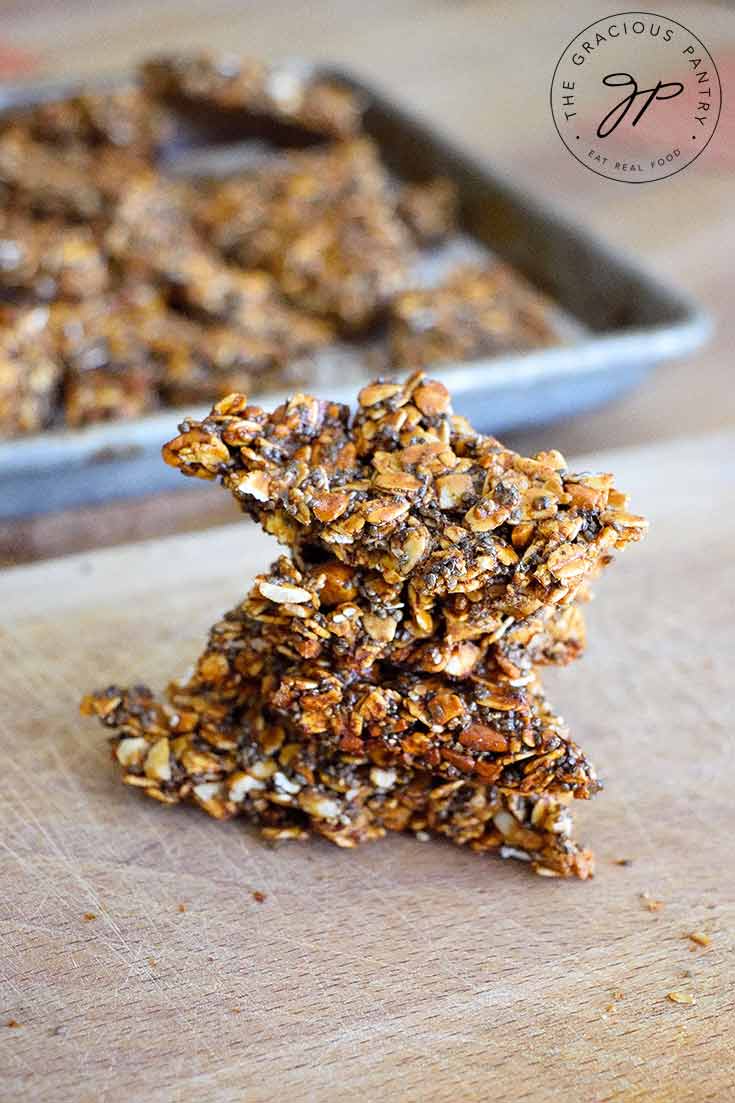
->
<box><xmin>1</xmin><ymin>431</ymin><xmax>733</xmax><ymax>1101</ymax></box>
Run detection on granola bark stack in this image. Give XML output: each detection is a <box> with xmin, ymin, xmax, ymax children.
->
<box><xmin>83</xmin><ymin>371</ymin><xmax>646</xmax><ymax>878</ymax></box>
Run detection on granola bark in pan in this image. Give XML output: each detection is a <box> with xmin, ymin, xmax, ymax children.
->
<box><xmin>0</xmin><ymin>52</ymin><xmax>562</xmax><ymax>438</ymax></box>
<box><xmin>389</xmin><ymin>264</ymin><xmax>558</xmax><ymax>368</ymax></box>
<box><xmin>141</xmin><ymin>312</ymin><xmax>281</xmax><ymax>406</ymax></box>
<box><xmin>0</xmin><ymin>213</ymin><xmax>109</xmax><ymax>301</ymax></box>
<box><xmin>397</xmin><ymin>177</ymin><xmax>458</xmax><ymax>246</ymax></box>
<box><xmin>196</xmin><ymin>139</ymin><xmax>412</xmax><ymax>331</ymax></box>
<box><xmin>228</xmin><ymin>553</ymin><xmax>587</xmax><ymax>677</ymax></box>
<box><xmin>141</xmin><ymin>53</ymin><xmax>364</xmax><ymax>140</ymax></box>
<box><xmin>0</xmin><ymin>128</ymin><xmax>151</xmax><ymax>221</ymax></box>
<box><xmin>163</xmin><ymin>371</ymin><xmax>647</xmax><ymax>621</ymax></box>
<box><xmin>149</xmin><ymin>252</ymin><xmax>335</xmax><ymax>353</ymax></box>
<box><xmin>3</xmin><ymin>86</ymin><xmax>174</xmax><ymax>155</ymax></box>
<box><xmin>49</xmin><ymin>297</ymin><xmax>161</xmax><ymax>427</ymax></box>
<box><xmin>82</xmin><ymin>684</ymin><xmax>594</xmax><ymax>878</ymax></box>
<box><xmin>0</xmin><ymin>306</ymin><xmax>62</xmax><ymax>437</ymax></box>
<box><xmin>195</xmin><ymin>139</ymin><xmax>390</xmax><ymax>269</ymax></box>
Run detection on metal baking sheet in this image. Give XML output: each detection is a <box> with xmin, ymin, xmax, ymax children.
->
<box><xmin>0</xmin><ymin>65</ymin><xmax>711</xmax><ymax>519</ymax></box>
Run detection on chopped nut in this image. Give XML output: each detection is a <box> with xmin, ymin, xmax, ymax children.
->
<box><xmin>116</xmin><ymin>736</ymin><xmax>148</xmax><ymax>767</ymax></box>
<box><xmin>361</xmin><ymin>613</ymin><xmax>397</xmax><ymax>642</ymax></box>
<box><xmin>235</xmin><ymin>471</ymin><xmax>271</xmax><ymax>503</ymax></box>
<box><xmin>666</xmin><ymin>992</ymin><xmax>695</xmax><ymax>1006</ymax></box>
<box><xmin>459</xmin><ymin>723</ymin><xmax>509</xmax><ymax>753</ymax></box>
<box><xmin>413</xmin><ymin>379</ymin><xmax>450</xmax><ymax>416</ymax></box>
<box><xmin>369</xmin><ymin>767</ymin><xmax>397</xmax><ymax>789</ymax></box>
<box><xmin>685</xmin><ymin>931</ymin><xmax>711</xmax><ymax>948</ymax></box>
<box><xmin>259</xmin><ymin>580</ymin><xmax>312</xmax><ymax>605</ymax></box>
<box><xmin>436</xmin><ymin>472</ymin><xmax>474</xmax><ymax>510</ymax></box>
<box><xmin>359</xmin><ymin>382</ymin><xmax>402</xmax><ymax>406</ymax></box>
<box><xmin>298</xmin><ymin>791</ymin><xmax>342</xmax><ymax>819</ymax></box>
<box><xmin>144</xmin><ymin>737</ymin><xmax>171</xmax><ymax>782</ymax></box>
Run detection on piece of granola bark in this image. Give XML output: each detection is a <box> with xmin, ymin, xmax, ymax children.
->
<box><xmin>163</xmin><ymin>371</ymin><xmax>647</xmax><ymax>621</ymax></box>
<box><xmin>0</xmin><ymin>306</ymin><xmax>62</xmax><ymax>436</ymax></box>
<box><xmin>82</xmin><ymin>684</ymin><xmax>593</xmax><ymax>878</ymax></box>
<box><xmin>196</xmin><ymin>139</ymin><xmax>412</xmax><ymax>331</ymax></box>
<box><xmin>0</xmin><ymin>212</ymin><xmax>109</xmax><ymax>301</ymax></box>
<box><xmin>389</xmin><ymin>264</ymin><xmax>557</xmax><ymax>368</ymax></box>
<box><xmin>141</xmin><ymin>52</ymin><xmax>363</xmax><ymax>139</ymax></box>
<box><xmin>195</xmin><ymin>140</ymin><xmax>389</xmax><ymax>270</ymax></box>
<box><xmin>50</xmin><ymin>298</ymin><xmax>160</xmax><ymax>427</ymax></box>
<box><xmin>397</xmin><ymin>178</ymin><xmax>458</xmax><ymax>245</ymax></box>
<box><xmin>0</xmin><ymin>128</ymin><xmax>151</xmax><ymax>221</ymax></box>
<box><xmin>81</xmin><ymin>592</ymin><xmax>596</xmax><ymax>798</ymax></box>
<box><xmin>3</xmin><ymin>86</ymin><xmax>173</xmax><ymax>155</ymax></box>
<box><xmin>225</xmin><ymin>553</ymin><xmax>586</xmax><ymax>677</ymax></box>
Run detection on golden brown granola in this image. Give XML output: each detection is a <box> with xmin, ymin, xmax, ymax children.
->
<box><xmin>389</xmin><ymin>264</ymin><xmax>558</xmax><ymax>368</ymax></box>
<box><xmin>141</xmin><ymin>52</ymin><xmax>364</xmax><ymax>139</ymax></box>
<box><xmin>163</xmin><ymin>371</ymin><xmax>647</xmax><ymax>623</ymax></box>
<box><xmin>0</xmin><ymin>213</ymin><xmax>109</xmax><ymax>301</ymax></box>
<box><xmin>151</xmin><ymin>604</ymin><xmax>597</xmax><ymax>796</ymax></box>
<box><xmin>0</xmin><ymin>129</ymin><xmax>151</xmax><ymax>222</ymax></box>
<box><xmin>81</xmin><ymin>684</ymin><xmax>593</xmax><ymax>878</ymax></box>
<box><xmin>397</xmin><ymin>178</ymin><xmax>458</xmax><ymax>246</ymax></box>
<box><xmin>82</xmin><ymin>371</ymin><xmax>647</xmax><ymax>879</ymax></box>
<box><xmin>0</xmin><ymin>54</ymin><xmax>560</xmax><ymax>438</ymax></box>
<box><xmin>49</xmin><ymin>297</ymin><xmax>160</xmax><ymax>427</ymax></box>
<box><xmin>3</xmin><ymin>86</ymin><xmax>174</xmax><ymax>154</ymax></box>
<box><xmin>0</xmin><ymin>306</ymin><xmax>63</xmax><ymax>436</ymax></box>
<box><xmin>197</xmin><ymin>139</ymin><xmax>412</xmax><ymax>330</ymax></box>
<box><xmin>238</xmin><ymin>553</ymin><xmax>587</xmax><ymax>677</ymax></box>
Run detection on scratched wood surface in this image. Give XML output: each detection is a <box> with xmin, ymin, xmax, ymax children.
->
<box><xmin>1</xmin><ymin>431</ymin><xmax>733</xmax><ymax>1102</ymax></box>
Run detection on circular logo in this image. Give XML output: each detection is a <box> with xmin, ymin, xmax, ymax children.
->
<box><xmin>551</xmin><ymin>12</ymin><xmax>722</xmax><ymax>182</ymax></box>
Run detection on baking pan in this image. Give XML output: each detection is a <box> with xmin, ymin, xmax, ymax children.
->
<box><xmin>0</xmin><ymin>66</ymin><xmax>711</xmax><ymax>519</ymax></box>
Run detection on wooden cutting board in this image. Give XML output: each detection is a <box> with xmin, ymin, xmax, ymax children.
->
<box><xmin>1</xmin><ymin>432</ymin><xmax>733</xmax><ymax>1102</ymax></box>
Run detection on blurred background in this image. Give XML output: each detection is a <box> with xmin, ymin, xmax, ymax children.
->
<box><xmin>0</xmin><ymin>0</ymin><xmax>732</xmax><ymax>563</ymax></box>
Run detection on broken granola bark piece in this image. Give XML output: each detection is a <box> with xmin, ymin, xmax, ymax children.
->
<box><xmin>232</xmin><ymin>553</ymin><xmax>586</xmax><ymax>677</ymax></box>
<box><xmin>0</xmin><ymin>212</ymin><xmax>109</xmax><ymax>301</ymax></box>
<box><xmin>82</xmin><ymin>684</ymin><xmax>593</xmax><ymax>878</ymax></box>
<box><xmin>4</xmin><ymin>86</ymin><xmax>173</xmax><ymax>155</ymax></box>
<box><xmin>141</xmin><ymin>311</ymin><xmax>279</xmax><ymax>406</ymax></box>
<box><xmin>273</xmin><ymin>191</ymin><xmax>411</xmax><ymax>331</ymax></box>
<box><xmin>103</xmin><ymin>169</ymin><xmax>200</xmax><ymax>280</ymax></box>
<box><xmin>195</xmin><ymin>140</ymin><xmax>389</xmax><ymax>270</ymax></box>
<box><xmin>141</xmin><ymin>52</ymin><xmax>363</xmax><ymax>139</ymax></box>
<box><xmin>0</xmin><ymin>128</ymin><xmax>152</xmax><ymax>221</ymax></box>
<box><xmin>196</xmin><ymin>139</ymin><xmax>412</xmax><ymax>331</ymax></box>
<box><xmin>175</xmin><ymin>634</ymin><xmax>597</xmax><ymax>797</ymax></box>
<box><xmin>0</xmin><ymin>306</ymin><xmax>62</xmax><ymax>437</ymax></box>
<box><xmin>397</xmin><ymin>177</ymin><xmax>458</xmax><ymax>246</ymax></box>
<box><xmin>50</xmin><ymin>298</ymin><xmax>160</xmax><ymax>427</ymax></box>
<box><xmin>94</xmin><ymin>599</ymin><xmax>594</xmax><ymax>799</ymax></box>
<box><xmin>389</xmin><ymin>264</ymin><xmax>557</xmax><ymax>368</ymax></box>
<box><xmin>150</xmin><ymin>251</ymin><xmax>335</xmax><ymax>354</ymax></box>
<box><xmin>163</xmin><ymin>371</ymin><xmax>647</xmax><ymax>621</ymax></box>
